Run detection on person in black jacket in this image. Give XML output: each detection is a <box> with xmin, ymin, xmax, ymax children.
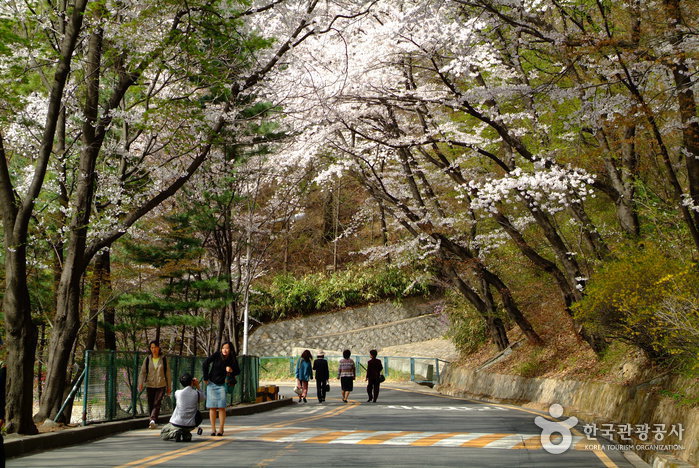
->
<box><xmin>312</xmin><ymin>351</ymin><xmax>329</xmax><ymax>403</ymax></box>
<box><xmin>203</xmin><ymin>341</ymin><xmax>240</xmax><ymax>436</ymax></box>
<box><xmin>366</xmin><ymin>349</ymin><xmax>383</xmax><ymax>403</ymax></box>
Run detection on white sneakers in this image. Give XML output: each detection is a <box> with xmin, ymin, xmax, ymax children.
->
<box><xmin>149</xmin><ymin>420</ymin><xmax>157</xmax><ymax>429</ymax></box>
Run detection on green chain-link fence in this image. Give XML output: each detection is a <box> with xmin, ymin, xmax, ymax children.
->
<box><xmin>79</xmin><ymin>350</ymin><xmax>259</xmax><ymax>425</ymax></box>
<box><xmin>259</xmin><ymin>355</ymin><xmax>445</xmax><ymax>384</ymax></box>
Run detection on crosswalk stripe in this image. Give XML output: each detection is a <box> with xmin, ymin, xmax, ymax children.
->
<box><xmin>511</xmin><ymin>435</ymin><xmax>542</xmax><ymax>449</ymax></box>
<box><xmin>433</xmin><ymin>433</ymin><xmax>491</xmax><ymax>447</ymax></box>
<box><xmin>483</xmin><ymin>434</ymin><xmax>527</xmax><ymax>449</ymax></box>
<box><xmin>328</xmin><ymin>432</ymin><xmax>380</xmax><ymax>444</ymax></box>
<box><xmin>258</xmin><ymin>428</ymin><xmax>310</xmax><ymax>441</ymax></box>
<box><xmin>411</xmin><ymin>432</ymin><xmax>463</xmax><ymax>446</ymax></box>
<box><xmin>222</xmin><ymin>426</ymin><xmax>590</xmax><ymax>451</ymax></box>
<box><xmin>302</xmin><ymin>430</ymin><xmax>364</xmax><ymax>444</ymax></box>
<box><xmin>383</xmin><ymin>432</ymin><xmax>443</xmax><ymax>445</ymax></box>
<box><xmin>356</xmin><ymin>431</ymin><xmax>414</xmax><ymax>444</ymax></box>
<box><xmin>460</xmin><ymin>433</ymin><xmax>510</xmax><ymax>447</ymax></box>
<box><xmin>277</xmin><ymin>430</ymin><xmax>330</xmax><ymax>442</ymax></box>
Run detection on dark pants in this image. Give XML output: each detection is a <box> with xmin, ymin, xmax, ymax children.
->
<box><xmin>1</xmin><ymin>432</ymin><xmax>4</xmax><ymax>468</ymax></box>
<box><xmin>367</xmin><ymin>378</ymin><xmax>380</xmax><ymax>402</ymax></box>
<box><xmin>147</xmin><ymin>386</ymin><xmax>166</xmax><ymax>421</ymax></box>
<box><xmin>316</xmin><ymin>380</ymin><xmax>327</xmax><ymax>401</ymax></box>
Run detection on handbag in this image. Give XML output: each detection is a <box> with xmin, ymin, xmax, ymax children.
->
<box><xmin>225</xmin><ymin>373</ymin><xmax>237</xmax><ymax>393</ymax></box>
<box><xmin>378</xmin><ymin>374</ymin><xmax>386</xmax><ymax>383</ymax></box>
<box><xmin>324</xmin><ymin>383</ymin><xmax>330</xmax><ymax>392</ymax></box>
<box><xmin>194</xmin><ymin>391</ymin><xmax>203</xmax><ymax>426</ymax></box>
<box><xmin>293</xmin><ymin>386</ymin><xmax>303</xmax><ymax>395</ymax></box>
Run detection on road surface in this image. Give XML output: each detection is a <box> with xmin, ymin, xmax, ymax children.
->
<box><xmin>8</xmin><ymin>383</ymin><xmax>637</xmax><ymax>467</ymax></box>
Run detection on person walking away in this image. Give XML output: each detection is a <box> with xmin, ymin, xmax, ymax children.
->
<box><xmin>138</xmin><ymin>340</ymin><xmax>172</xmax><ymax>429</ymax></box>
<box><xmin>295</xmin><ymin>350</ymin><xmax>313</xmax><ymax>403</ymax></box>
<box><xmin>312</xmin><ymin>351</ymin><xmax>329</xmax><ymax>403</ymax></box>
<box><xmin>203</xmin><ymin>341</ymin><xmax>240</xmax><ymax>436</ymax></box>
<box><xmin>366</xmin><ymin>349</ymin><xmax>383</xmax><ymax>402</ymax></box>
<box><xmin>160</xmin><ymin>373</ymin><xmax>205</xmax><ymax>442</ymax></box>
<box><xmin>337</xmin><ymin>349</ymin><xmax>355</xmax><ymax>403</ymax></box>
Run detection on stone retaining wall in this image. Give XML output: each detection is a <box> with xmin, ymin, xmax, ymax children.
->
<box><xmin>436</xmin><ymin>365</ymin><xmax>698</xmax><ymax>467</ymax></box>
<box><xmin>248</xmin><ymin>297</ymin><xmax>446</xmax><ymax>356</ymax></box>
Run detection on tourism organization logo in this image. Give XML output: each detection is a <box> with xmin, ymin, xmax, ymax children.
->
<box><xmin>534</xmin><ymin>404</ymin><xmax>687</xmax><ymax>454</ymax></box>
<box><xmin>534</xmin><ymin>404</ymin><xmax>578</xmax><ymax>454</ymax></box>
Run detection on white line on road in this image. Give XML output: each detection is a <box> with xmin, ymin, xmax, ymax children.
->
<box><xmin>432</xmin><ymin>433</ymin><xmax>491</xmax><ymax>446</ymax></box>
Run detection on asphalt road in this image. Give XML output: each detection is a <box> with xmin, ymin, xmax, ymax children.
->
<box><xmin>8</xmin><ymin>383</ymin><xmax>639</xmax><ymax>467</ymax></box>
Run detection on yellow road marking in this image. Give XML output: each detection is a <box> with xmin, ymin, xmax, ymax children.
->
<box><xmin>512</xmin><ymin>435</ymin><xmax>542</xmax><ymax>449</ymax></box>
<box><xmin>270</xmin><ymin>400</ymin><xmax>359</xmax><ymax>427</ymax></box>
<box><xmin>356</xmin><ymin>431</ymin><xmax>414</xmax><ymax>444</ymax></box>
<box><xmin>411</xmin><ymin>432</ymin><xmax>462</xmax><ymax>446</ymax></box>
<box><xmin>592</xmin><ymin>448</ymin><xmax>617</xmax><ymax>468</ymax></box>
<box><xmin>460</xmin><ymin>433</ymin><xmax>510</xmax><ymax>447</ymax></box>
<box><xmin>140</xmin><ymin>440</ymin><xmax>228</xmax><ymax>467</ymax></box>
<box><xmin>383</xmin><ymin>386</ymin><xmax>618</xmax><ymax>467</ymax></box>
<box><xmin>258</xmin><ymin>428</ymin><xmax>311</xmax><ymax>441</ymax></box>
<box><xmin>302</xmin><ymin>430</ymin><xmax>364</xmax><ymax>444</ymax></box>
<box><xmin>115</xmin><ymin>440</ymin><xmax>221</xmax><ymax>467</ymax></box>
<box><xmin>118</xmin><ymin>399</ymin><xmax>361</xmax><ymax>466</ymax></box>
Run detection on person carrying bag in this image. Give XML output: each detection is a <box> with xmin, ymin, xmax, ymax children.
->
<box><xmin>312</xmin><ymin>351</ymin><xmax>330</xmax><ymax>403</ymax></box>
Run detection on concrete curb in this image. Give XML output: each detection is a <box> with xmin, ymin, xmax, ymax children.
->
<box><xmin>5</xmin><ymin>398</ymin><xmax>293</xmax><ymax>459</ymax></box>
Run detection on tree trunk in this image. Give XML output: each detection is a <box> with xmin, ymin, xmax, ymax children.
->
<box><xmin>2</xmin><ymin>249</ymin><xmax>39</xmax><ymax>434</ymax></box>
<box><xmin>85</xmin><ymin>252</ymin><xmax>108</xmax><ymax>351</ymax></box>
<box><xmin>664</xmin><ymin>0</ymin><xmax>699</xmax><ymax>243</ymax></box>
<box><xmin>102</xmin><ymin>250</ymin><xmax>117</xmax><ymax>350</ymax></box>
<box><xmin>442</xmin><ymin>263</ymin><xmax>509</xmax><ymax>351</ymax></box>
<box><xmin>38</xmin><ymin>26</ymin><xmax>103</xmax><ymax>421</ymax></box>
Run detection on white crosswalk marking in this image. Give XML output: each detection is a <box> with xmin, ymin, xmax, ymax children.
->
<box><xmin>222</xmin><ymin>426</ymin><xmax>590</xmax><ymax>451</ymax></box>
<box><xmin>432</xmin><ymin>433</ymin><xmax>491</xmax><ymax>446</ymax></box>
<box><xmin>328</xmin><ymin>432</ymin><xmax>378</xmax><ymax>444</ymax></box>
<box><xmin>384</xmin><ymin>432</ymin><xmax>443</xmax><ymax>445</ymax></box>
<box><xmin>483</xmin><ymin>434</ymin><xmax>527</xmax><ymax>449</ymax></box>
<box><xmin>276</xmin><ymin>430</ymin><xmax>330</xmax><ymax>442</ymax></box>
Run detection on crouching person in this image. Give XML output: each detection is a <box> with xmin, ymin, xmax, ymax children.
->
<box><xmin>161</xmin><ymin>373</ymin><xmax>205</xmax><ymax>442</ymax></box>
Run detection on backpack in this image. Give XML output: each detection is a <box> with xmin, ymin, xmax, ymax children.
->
<box><xmin>145</xmin><ymin>355</ymin><xmax>167</xmax><ymax>380</ymax></box>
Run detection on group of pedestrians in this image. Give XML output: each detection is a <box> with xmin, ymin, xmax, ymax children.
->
<box><xmin>295</xmin><ymin>349</ymin><xmax>384</xmax><ymax>404</ymax></box>
<box><xmin>138</xmin><ymin>340</ymin><xmax>240</xmax><ymax>442</ymax></box>
<box><xmin>139</xmin><ymin>342</ymin><xmax>386</xmax><ymax>444</ymax></box>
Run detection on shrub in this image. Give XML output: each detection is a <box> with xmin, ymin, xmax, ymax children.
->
<box><xmin>444</xmin><ymin>291</ymin><xmax>489</xmax><ymax>354</ymax></box>
<box><xmin>573</xmin><ymin>243</ymin><xmax>699</xmax><ymax>368</ymax></box>
<box><xmin>253</xmin><ymin>265</ymin><xmax>432</xmax><ymax>321</ymax></box>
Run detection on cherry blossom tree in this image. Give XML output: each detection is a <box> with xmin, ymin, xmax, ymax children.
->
<box><xmin>1</xmin><ymin>0</ymin><xmax>377</xmax><ymax>430</ymax></box>
<box><xmin>257</xmin><ymin>0</ymin><xmax>698</xmax><ymax>353</ymax></box>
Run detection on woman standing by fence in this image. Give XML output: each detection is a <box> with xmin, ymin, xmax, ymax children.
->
<box><xmin>203</xmin><ymin>341</ymin><xmax>240</xmax><ymax>436</ymax></box>
<box><xmin>138</xmin><ymin>340</ymin><xmax>172</xmax><ymax>429</ymax></box>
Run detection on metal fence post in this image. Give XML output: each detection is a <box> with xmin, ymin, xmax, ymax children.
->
<box><xmin>289</xmin><ymin>357</ymin><xmax>295</xmax><ymax>377</ymax></box>
<box><xmin>107</xmin><ymin>351</ymin><xmax>116</xmax><ymax>421</ymax></box>
<box><xmin>132</xmin><ymin>353</ymin><xmax>139</xmax><ymax>417</ymax></box>
<box><xmin>383</xmin><ymin>356</ymin><xmax>389</xmax><ymax>377</ymax></box>
<box><xmin>171</xmin><ymin>356</ymin><xmax>180</xmax><ymax>407</ymax></box>
<box><xmin>435</xmin><ymin>358</ymin><xmax>440</xmax><ymax>383</ymax></box>
<box><xmin>82</xmin><ymin>350</ymin><xmax>91</xmax><ymax>426</ymax></box>
<box><xmin>410</xmin><ymin>358</ymin><xmax>415</xmax><ymax>382</ymax></box>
